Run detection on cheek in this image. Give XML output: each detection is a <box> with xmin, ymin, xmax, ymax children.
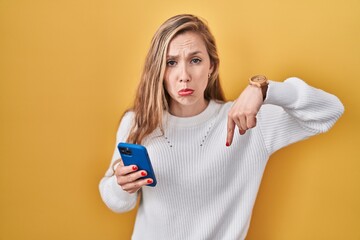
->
<box><xmin>163</xmin><ymin>75</ymin><xmax>175</xmax><ymax>94</ymax></box>
<box><xmin>165</xmin><ymin>69</ymin><xmax>175</xmax><ymax>82</ymax></box>
<box><xmin>164</xmin><ymin>70</ymin><xmax>177</xmax><ymax>87</ymax></box>
<box><xmin>201</xmin><ymin>78</ymin><xmax>209</xmax><ymax>92</ymax></box>
<box><xmin>197</xmin><ymin>70</ymin><xmax>209</xmax><ymax>87</ymax></box>
<box><xmin>163</xmin><ymin>79</ymin><xmax>170</xmax><ymax>93</ymax></box>
<box><xmin>196</xmin><ymin>64</ymin><xmax>210</xmax><ymax>78</ymax></box>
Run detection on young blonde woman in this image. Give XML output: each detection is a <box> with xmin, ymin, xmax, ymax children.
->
<box><xmin>99</xmin><ymin>14</ymin><xmax>344</xmax><ymax>240</ymax></box>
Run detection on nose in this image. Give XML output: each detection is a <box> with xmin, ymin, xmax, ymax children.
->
<box><xmin>179</xmin><ymin>63</ymin><xmax>190</xmax><ymax>83</ymax></box>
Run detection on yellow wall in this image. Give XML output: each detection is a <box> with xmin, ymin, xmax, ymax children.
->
<box><xmin>1</xmin><ymin>0</ymin><xmax>359</xmax><ymax>239</ymax></box>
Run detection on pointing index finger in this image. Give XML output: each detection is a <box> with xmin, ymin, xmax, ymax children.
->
<box><xmin>226</xmin><ymin>117</ymin><xmax>235</xmax><ymax>147</ymax></box>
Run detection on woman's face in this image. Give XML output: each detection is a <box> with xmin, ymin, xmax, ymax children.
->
<box><xmin>164</xmin><ymin>31</ymin><xmax>213</xmax><ymax>117</ymax></box>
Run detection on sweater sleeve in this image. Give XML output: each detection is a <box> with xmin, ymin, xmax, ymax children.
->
<box><xmin>258</xmin><ymin>77</ymin><xmax>344</xmax><ymax>155</ymax></box>
<box><xmin>99</xmin><ymin>111</ymin><xmax>138</xmax><ymax>213</ymax></box>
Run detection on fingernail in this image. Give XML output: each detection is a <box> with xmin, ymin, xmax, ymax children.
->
<box><xmin>226</xmin><ymin>142</ymin><xmax>230</xmax><ymax>147</ymax></box>
<box><xmin>147</xmin><ymin>179</ymin><xmax>153</xmax><ymax>184</ymax></box>
<box><xmin>132</xmin><ymin>166</ymin><xmax>138</xmax><ymax>171</ymax></box>
<box><xmin>141</xmin><ymin>171</ymin><xmax>147</xmax><ymax>176</ymax></box>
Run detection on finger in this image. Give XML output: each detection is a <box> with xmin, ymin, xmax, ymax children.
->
<box><xmin>246</xmin><ymin>115</ymin><xmax>257</xmax><ymax>129</ymax></box>
<box><xmin>116</xmin><ymin>164</ymin><xmax>138</xmax><ymax>177</ymax></box>
<box><xmin>117</xmin><ymin>170</ymin><xmax>147</xmax><ymax>186</ymax></box>
<box><xmin>232</xmin><ymin>114</ymin><xmax>242</xmax><ymax>130</ymax></box>
<box><xmin>121</xmin><ymin>180</ymin><xmax>141</xmax><ymax>193</ymax></box>
<box><xmin>231</xmin><ymin>113</ymin><xmax>247</xmax><ymax>135</ymax></box>
<box><xmin>239</xmin><ymin>114</ymin><xmax>248</xmax><ymax>131</ymax></box>
<box><xmin>122</xmin><ymin>178</ymin><xmax>153</xmax><ymax>193</ymax></box>
<box><xmin>226</xmin><ymin>116</ymin><xmax>235</xmax><ymax>147</ymax></box>
<box><xmin>239</xmin><ymin>129</ymin><xmax>246</xmax><ymax>135</ymax></box>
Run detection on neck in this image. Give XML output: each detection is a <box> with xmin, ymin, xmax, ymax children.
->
<box><xmin>169</xmin><ymin>99</ymin><xmax>209</xmax><ymax>117</ymax></box>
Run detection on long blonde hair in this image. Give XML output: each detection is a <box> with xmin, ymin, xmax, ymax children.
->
<box><xmin>127</xmin><ymin>14</ymin><xmax>225</xmax><ymax>144</ymax></box>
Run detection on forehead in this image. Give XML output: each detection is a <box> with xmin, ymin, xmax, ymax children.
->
<box><xmin>167</xmin><ymin>31</ymin><xmax>207</xmax><ymax>55</ymax></box>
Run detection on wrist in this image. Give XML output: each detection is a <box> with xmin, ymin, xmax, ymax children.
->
<box><xmin>249</xmin><ymin>75</ymin><xmax>269</xmax><ymax>100</ymax></box>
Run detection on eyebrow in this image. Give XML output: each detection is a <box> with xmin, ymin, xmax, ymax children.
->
<box><xmin>166</xmin><ymin>50</ymin><xmax>204</xmax><ymax>59</ymax></box>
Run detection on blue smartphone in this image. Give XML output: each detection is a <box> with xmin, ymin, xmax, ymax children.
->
<box><xmin>117</xmin><ymin>142</ymin><xmax>157</xmax><ymax>187</ymax></box>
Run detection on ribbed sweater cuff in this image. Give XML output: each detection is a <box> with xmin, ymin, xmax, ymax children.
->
<box><xmin>99</xmin><ymin>175</ymin><xmax>137</xmax><ymax>212</ymax></box>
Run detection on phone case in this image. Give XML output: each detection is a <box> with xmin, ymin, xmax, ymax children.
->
<box><xmin>117</xmin><ymin>142</ymin><xmax>157</xmax><ymax>187</ymax></box>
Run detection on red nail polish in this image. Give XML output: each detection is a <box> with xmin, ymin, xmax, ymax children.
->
<box><xmin>132</xmin><ymin>166</ymin><xmax>138</xmax><ymax>171</ymax></box>
<box><xmin>226</xmin><ymin>142</ymin><xmax>230</xmax><ymax>147</ymax></box>
<box><xmin>147</xmin><ymin>179</ymin><xmax>153</xmax><ymax>184</ymax></box>
<box><xmin>141</xmin><ymin>171</ymin><xmax>147</xmax><ymax>176</ymax></box>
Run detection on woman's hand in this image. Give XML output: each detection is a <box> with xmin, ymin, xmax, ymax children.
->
<box><xmin>114</xmin><ymin>158</ymin><xmax>153</xmax><ymax>194</ymax></box>
<box><xmin>226</xmin><ymin>85</ymin><xmax>264</xmax><ymax>146</ymax></box>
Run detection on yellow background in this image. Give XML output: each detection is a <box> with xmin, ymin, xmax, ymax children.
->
<box><xmin>1</xmin><ymin>0</ymin><xmax>359</xmax><ymax>239</ymax></box>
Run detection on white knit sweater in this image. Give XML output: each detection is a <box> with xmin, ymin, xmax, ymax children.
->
<box><xmin>99</xmin><ymin>78</ymin><xmax>344</xmax><ymax>240</ymax></box>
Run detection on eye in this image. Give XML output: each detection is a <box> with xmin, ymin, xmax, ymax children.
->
<box><xmin>166</xmin><ymin>60</ymin><xmax>177</xmax><ymax>66</ymax></box>
<box><xmin>191</xmin><ymin>58</ymin><xmax>202</xmax><ymax>64</ymax></box>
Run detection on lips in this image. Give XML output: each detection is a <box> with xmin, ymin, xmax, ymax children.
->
<box><xmin>178</xmin><ymin>88</ymin><xmax>194</xmax><ymax>96</ymax></box>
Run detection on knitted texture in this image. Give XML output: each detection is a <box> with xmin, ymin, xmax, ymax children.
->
<box><xmin>99</xmin><ymin>78</ymin><xmax>344</xmax><ymax>240</ymax></box>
